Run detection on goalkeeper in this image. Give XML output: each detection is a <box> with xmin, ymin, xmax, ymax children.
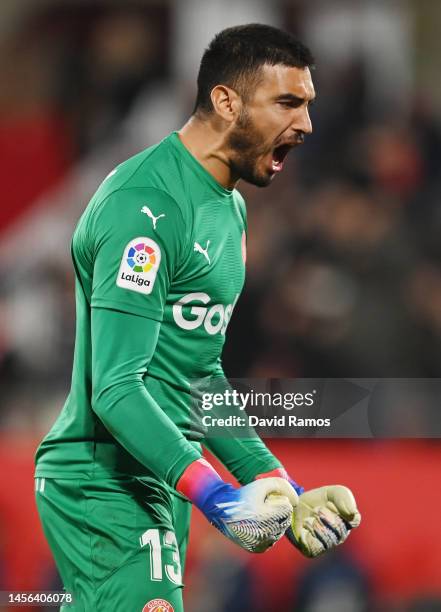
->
<box><xmin>35</xmin><ymin>24</ymin><xmax>360</xmax><ymax>612</ymax></box>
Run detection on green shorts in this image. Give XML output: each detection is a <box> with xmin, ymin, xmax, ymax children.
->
<box><xmin>35</xmin><ymin>476</ymin><xmax>191</xmax><ymax>612</ymax></box>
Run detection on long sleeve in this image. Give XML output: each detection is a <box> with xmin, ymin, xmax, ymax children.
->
<box><xmin>85</xmin><ymin>186</ymin><xmax>200</xmax><ymax>486</ymax></box>
<box><xmin>202</xmin><ymin>361</ymin><xmax>282</xmax><ymax>484</ymax></box>
<box><xmin>91</xmin><ymin>307</ymin><xmax>200</xmax><ymax>487</ymax></box>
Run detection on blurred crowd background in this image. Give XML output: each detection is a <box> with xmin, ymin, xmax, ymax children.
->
<box><xmin>0</xmin><ymin>1</ymin><xmax>440</xmax><ymax>611</ymax></box>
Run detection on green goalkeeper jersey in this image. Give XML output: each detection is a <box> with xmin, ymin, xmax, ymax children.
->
<box><xmin>35</xmin><ymin>132</ymin><xmax>281</xmax><ymax>486</ymax></box>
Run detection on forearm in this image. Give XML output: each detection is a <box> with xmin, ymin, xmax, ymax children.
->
<box><xmin>93</xmin><ymin>381</ymin><xmax>200</xmax><ymax>487</ymax></box>
<box><xmin>201</xmin><ymin>362</ymin><xmax>282</xmax><ymax>484</ymax></box>
<box><xmin>91</xmin><ymin>307</ymin><xmax>200</xmax><ymax>487</ymax></box>
<box><xmin>204</xmin><ymin>435</ymin><xmax>282</xmax><ymax>484</ymax></box>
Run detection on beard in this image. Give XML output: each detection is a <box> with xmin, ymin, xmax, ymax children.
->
<box><xmin>226</xmin><ymin>107</ymin><xmax>273</xmax><ymax>187</ymax></box>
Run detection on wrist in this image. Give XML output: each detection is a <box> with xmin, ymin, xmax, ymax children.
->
<box><xmin>176</xmin><ymin>457</ymin><xmax>227</xmax><ymax>509</ymax></box>
<box><xmin>255</xmin><ymin>467</ymin><xmax>304</xmax><ymax>496</ymax></box>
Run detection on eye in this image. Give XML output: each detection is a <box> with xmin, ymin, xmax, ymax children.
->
<box><xmin>278</xmin><ymin>100</ymin><xmax>300</xmax><ymax>109</ymax></box>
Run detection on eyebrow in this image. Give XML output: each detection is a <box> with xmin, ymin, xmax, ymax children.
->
<box><xmin>274</xmin><ymin>93</ymin><xmax>316</xmax><ymax>104</ymax></box>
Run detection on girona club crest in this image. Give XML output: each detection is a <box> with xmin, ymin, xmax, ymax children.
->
<box><xmin>142</xmin><ymin>599</ymin><xmax>174</xmax><ymax>612</ymax></box>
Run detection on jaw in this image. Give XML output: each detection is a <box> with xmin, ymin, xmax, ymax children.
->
<box><xmin>228</xmin><ymin>131</ymin><xmax>298</xmax><ymax>187</ymax></box>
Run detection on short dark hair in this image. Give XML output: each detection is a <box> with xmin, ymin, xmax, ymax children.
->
<box><xmin>194</xmin><ymin>23</ymin><xmax>315</xmax><ymax>114</ymax></box>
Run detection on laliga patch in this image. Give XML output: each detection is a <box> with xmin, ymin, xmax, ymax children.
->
<box><xmin>117</xmin><ymin>237</ymin><xmax>161</xmax><ymax>295</ymax></box>
<box><xmin>142</xmin><ymin>599</ymin><xmax>174</xmax><ymax>612</ymax></box>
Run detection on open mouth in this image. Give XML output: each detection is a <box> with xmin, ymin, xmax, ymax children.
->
<box><xmin>271</xmin><ymin>144</ymin><xmax>294</xmax><ymax>172</ymax></box>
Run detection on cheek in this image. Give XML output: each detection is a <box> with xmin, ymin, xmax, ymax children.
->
<box><xmin>249</xmin><ymin>105</ymin><xmax>277</xmax><ymax>130</ymax></box>
<box><xmin>259</xmin><ymin>110</ymin><xmax>290</xmax><ymax>142</ymax></box>
<box><xmin>257</xmin><ymin>110</ymin><xmax>281</xmax><ymax>132</ymax></box>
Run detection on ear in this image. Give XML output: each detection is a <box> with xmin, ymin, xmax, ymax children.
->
<box><xmin>210</xmin><ymin>85</ymin><xmax>242</xmax><ymax>123</ymax></box>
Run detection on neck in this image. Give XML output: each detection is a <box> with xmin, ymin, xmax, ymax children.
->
<box><xmin>178</xmin><ymin>115</ymin><xmax>238</xmax><ymax>190</ymax></box>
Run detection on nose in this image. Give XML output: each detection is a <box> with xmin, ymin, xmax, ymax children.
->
<box><xmin>293</xmin><ymin>107</ymin><xmax>313</xmax><ymax>137</ymax></box>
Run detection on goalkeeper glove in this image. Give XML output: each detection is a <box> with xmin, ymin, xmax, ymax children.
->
<box><xmin>256</xmin><ymin>469</ymin><xmax>361</xmax><ymax>558</ymax></box>
<box><xmin>289</xmin><ymin>484</ymin><xmax>361</xmax><ymax>557</ymax></box>
<box><xmin>177</xmin><ymin>458</ymin><xmax>298</xmax><ymax>553</ymax></box>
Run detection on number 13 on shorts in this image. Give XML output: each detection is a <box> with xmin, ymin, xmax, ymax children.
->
<box><xmin>140</xmin><ymin>529</ymin><xmax>183</xmax><ymax>586</ymax></box>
